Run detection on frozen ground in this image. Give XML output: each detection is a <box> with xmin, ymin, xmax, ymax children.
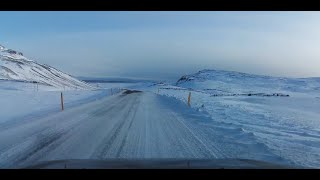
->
<box><xmin>0</xmin><ymin>80</ymin><xmax>126</xmax><ymax>124</ymax></box>
<box><xmin>0</xmin><ymin>90</ymin><xmax>292</xmax><ymax>168</ymax></box>
<box><xmin>0</xmin><ymin>70</ymin><xmax>319</xmax><ymax>168</ymax></box>
<box><xmin>135</xmin><ymin>70</ymin><xmax>320</xmax><ymax>168</ymax></box>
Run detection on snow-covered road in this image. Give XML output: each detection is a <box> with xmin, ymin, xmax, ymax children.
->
<box><xmin>0</xmin><ymin>90</ymin><xmax>290</xmax><ymax>168</ymax></box>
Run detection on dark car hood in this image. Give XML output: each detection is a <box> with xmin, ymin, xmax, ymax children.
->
<box><xmin>23</xmin><ymin>158</ymin><xmax>293</xmax><ymax>169</ymax></box>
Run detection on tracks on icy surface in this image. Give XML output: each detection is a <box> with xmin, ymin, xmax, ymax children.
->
<box><xmin>0</xmin><ymin>90</ymin><xmax>286</xmax><ymax>168</ymax></box>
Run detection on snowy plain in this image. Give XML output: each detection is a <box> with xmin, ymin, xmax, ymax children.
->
<box><xmin>0</xmin><ymin>80</ymin><xmax>124</xmax><ymax>124</ymax></box>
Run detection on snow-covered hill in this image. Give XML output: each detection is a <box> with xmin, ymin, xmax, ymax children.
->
<box><xmin>176</xmin><ymin>69</ymin><xmax>320</xmax><ymax>97</ymax></box>
<box><xmin>0</xmin><ymin>44</ymin><xmax>94</xmax><ymax>90</ymax></box>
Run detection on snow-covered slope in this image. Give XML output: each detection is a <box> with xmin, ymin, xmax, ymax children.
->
<box><xmin>0</xmin><ymin>44</ymin><xmax>94</xmax><ymax>90</ymax></box>
<box><xmin>176</xmin><ymin>69</ymin><xmax>320</xmax><ymax>97</ymax></box>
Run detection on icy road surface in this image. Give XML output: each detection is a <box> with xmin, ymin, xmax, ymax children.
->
<box><xmin>0</xmin><ymin>90</ymin><xmax>291</xmax><ymax>168</ymax></box>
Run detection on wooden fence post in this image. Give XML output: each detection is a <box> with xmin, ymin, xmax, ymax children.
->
<box><xmin>61</xmin><ymin>92</ymin><xmax>64</xmax><ymax>111</ymax></box>
<box><xmin>188</xmin><ymin>92</ymin><xmax>191</xmax><ymax>107</ymax></box>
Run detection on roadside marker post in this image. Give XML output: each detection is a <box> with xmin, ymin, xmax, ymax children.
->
<box><xmin>61</xmin><ymin>92</ymin><xmax>64</xmax><ymax>111</ymax></box>
<box><xmin>188</xmin><ymin>92</ymin><xmax>191</xmax><ymax>107</ymax></box>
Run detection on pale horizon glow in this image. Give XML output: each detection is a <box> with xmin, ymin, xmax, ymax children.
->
<box><xmin>1</xmin><ymin>11</ymin><xmax>320</xmax><ymax>80</ymax></box>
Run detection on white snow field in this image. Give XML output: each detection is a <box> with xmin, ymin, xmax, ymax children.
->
<box><xmin>0</xmin><ymin>79</ymin><xmax>128</xmax><ymax>124</ymax></box>
<box><xmin>0</xmin><ymin>63</ymin><xmax>319</xmax><ymax>168</ymax></box>
<box><xmin>0</xmin><ymin>90</ymin><xmax>292</xmax><ymax>168</ymax></box>
<box><xmin>138</xmin><ymin>69</ymin><xmax>320</xmax><ymax>168</ymax></box>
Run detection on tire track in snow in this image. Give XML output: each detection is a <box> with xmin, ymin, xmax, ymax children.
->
<box><xmin>115</xmin><ymin>95</ymin><xmax>141</xmax><ymax>157</ymax></box>
<box><xmin>92</xmin><ymin>93</ymin><xmax>142</xmax><ymax>158</ymax></box>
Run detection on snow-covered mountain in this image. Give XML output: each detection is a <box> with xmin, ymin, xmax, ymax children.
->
<box><xmin>176</xmin><ymin>69</ymin><xmax>320</xmax><ymax>96</ymax></box>
<box><xmin>0</xmin><ymin>44</ymin><xmax>94</xmax><ymax>90</ymax></box>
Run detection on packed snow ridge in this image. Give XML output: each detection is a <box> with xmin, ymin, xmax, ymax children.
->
<box><xmin>0</xmin><ymin>44</ymin><xmax>94</xmax><ymax>90</ymax></box>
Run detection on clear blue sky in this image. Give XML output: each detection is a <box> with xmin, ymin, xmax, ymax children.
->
<box><xmin>1</xmin><ymin>11</ymin><xmax>320</xmax><ymax>80</ymax></box>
